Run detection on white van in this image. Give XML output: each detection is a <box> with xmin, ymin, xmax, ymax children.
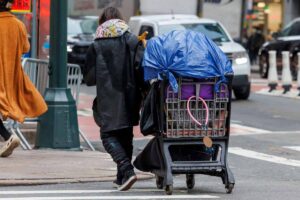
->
<box><xmin>129</xmin><ymin>15</ymin><xmax>251</xmax><ymax>100</ymax></box>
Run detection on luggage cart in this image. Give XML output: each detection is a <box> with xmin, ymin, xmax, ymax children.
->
<box><xmin>153</xmin><ymin>75</ymin><xmax>235</xmax><ymax>195</ymax></box>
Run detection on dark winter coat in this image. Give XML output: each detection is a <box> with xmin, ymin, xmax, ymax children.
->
<box><xmin>83</xmin><ymin>22</ymin><xmax>144</xmax><ymax>132</ymax></box>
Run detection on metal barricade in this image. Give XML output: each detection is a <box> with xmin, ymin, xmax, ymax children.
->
<box><xmin>7</xmin><ymin>58</ymin><xmax>95</xmax><ymax>151</ymax></box>
<box><xmin>22</xmin><ymin>58</ymin><xmax>49</xmax><ymax>96</ymax></box>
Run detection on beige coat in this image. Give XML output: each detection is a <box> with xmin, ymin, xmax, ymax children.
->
<box><xmin>0</xmin><ymin>12</ymin><xmax>47</xmax><ymax>122</ymax></box>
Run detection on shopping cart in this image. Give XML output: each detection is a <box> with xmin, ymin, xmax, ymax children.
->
<box><xmin>152</xmin><ymin>75</ymin><xmax>235</xmax><ymax>195</ymax></box>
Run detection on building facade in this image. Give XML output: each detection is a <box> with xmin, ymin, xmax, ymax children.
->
<box><xmin>11</xmin><ymin>0</ymin><xmax>300</xmax><ymax>59</ymax></box>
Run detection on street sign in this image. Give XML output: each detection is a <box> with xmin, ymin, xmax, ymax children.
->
<box><xmin>11</xmin><ymin>0</ymin><xmax>31</xmax><ymax>13</ymax></box>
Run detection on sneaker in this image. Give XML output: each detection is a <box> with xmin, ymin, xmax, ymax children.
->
<box><xmin>0</xmin><ymin>135</ymin><xmax>20</xmax><ymax>157</ymax></box>
<box><xmin>118</xmin><ymin>170</ymin><xmax>137</xmax><ymax>191</ymax></box>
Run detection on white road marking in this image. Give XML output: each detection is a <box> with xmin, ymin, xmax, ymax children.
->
<box><xmin>250</xmin><ymin>78</ymin><xmax>268</xmax><ymax>84</ymax></box>
<box><xmin>230</xmin><ymin>120</ymin><xmax>242</xmax><ymax>124</ymax></box>
<box><xmin>230</xmin><ymin>124</ymin><xmax>271</xmax><ymax>136</ymax></box>
<box><xmin>232</xmin><ymin>130</ymin><xmax>300</xmax><ymax>136</ymax></box>
<box><xmin>77</xmin><ymin>108</ymin><xmax>93</xmax><ymax>117</ymax></box>
<box><xmin>229</xmin><ymin>147</ymin><xmax>300</xmax><ymax>167</ymax></box>
<box><xmin>0</xmin><ymin>190</ymin><xmax>219</xmax><ymax>199</ymax></box>
<box><xmin>0</xmin><ymin>194</ymin><xmax>219</xmax><ymax>200</ymax></box>
<box><xmin>230</xmin><ymin>123</ymin><xmax>300</xmax><ymax>136</ymax></box>
<box><xmin>283</xmin><ymin>146</ymin><xmax>300</xmax><ymax>152</ymax></box>
<box><xmin>0</xmin><ymin>190</ymin><xmax>115</xmax><ymax>195</ymax></box>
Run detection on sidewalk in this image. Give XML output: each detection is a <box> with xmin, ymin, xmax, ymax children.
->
<box><xmin>0</xmin><ymin>93</ymin><xmax>150</xmax><ymax>186</ymax></box>
<box><xmin>0</xmin><ymin>149</ymin><xmax>153</xmax><ymax>186</ymax></box>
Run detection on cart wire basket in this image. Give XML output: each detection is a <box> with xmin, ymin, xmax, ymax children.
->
<box><xmin>166</xmin><ymin>77</ymin><xmax>228</xmax><ymax>138</ymax></box>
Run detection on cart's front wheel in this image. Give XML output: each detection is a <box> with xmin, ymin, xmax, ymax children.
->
<box><xmin>186</xmin><ymin>174</ymin><xmax>195</xmax><ymax>189</ymax></box>
<box><xmin>155</xmin><ymin>175</ymin><xmax>164</xmax><ymax>189</ymax></box>
<box><xmin>165</xmin><ymin>185</ymin><xmax>173</xmax><ymax>195</ymax></box>
<box><xmin>225</xmin><ymin>183</ymin><xmax>234</xmax><ymax>194</ymax></box>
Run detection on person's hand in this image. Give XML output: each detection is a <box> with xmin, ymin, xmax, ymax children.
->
<box><xmin>138</xmin><ymin>31</ymin><xmax>148</xmax><ymax>47</ymax></box>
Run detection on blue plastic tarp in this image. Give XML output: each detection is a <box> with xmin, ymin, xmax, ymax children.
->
<box><xmin>142</xmin><ymin>30</ymin><xmax>233</xmax><ymax>92</ymax></box>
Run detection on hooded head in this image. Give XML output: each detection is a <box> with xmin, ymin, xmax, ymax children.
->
<box><xmin>95</xmin><ymin>7</ymin><xmax>129</xmax><ymax>39</ymax></box>
<box><xmin>0</xmin><ymin>0</ymin><xmax>14</xmax><ymax>12</ymax></box>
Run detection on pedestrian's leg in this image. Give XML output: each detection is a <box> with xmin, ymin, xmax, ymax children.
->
<box><xmin>101</xmin><ymin>130</ymin><xmax>133</xmax><ymax>172</ymax></box>
<box><xmin>101</xmin><ymin>129</ymin><xmax>136</xmax><ymax>191</ymax></box>
<box><xmin>113</xmin><ymin>165</ymin><xmax>122</xmax><ymax>188</ymax></box>
<box><xmin>0</xmin><ymin>119</ymin><xmax>11</xmax><ymax>141</ymax></box>
<box><xmin>249</xmin><ymin>51</ymin><xmax>254</xmax><ymax>65</ymax></box>
<box><xmin>118</xmin><ymin>127</ymin><xmax>134</xmax><ymax>162</ymax></box>
<box><xmin>0</xmin><ymin>119</ymin><xmax>20</xmax><ymax>157</ymax></box>
<box><xmin>111</xmin><ymin>128</ymin><xmax>133</xmax><ymax>188</ymax></box>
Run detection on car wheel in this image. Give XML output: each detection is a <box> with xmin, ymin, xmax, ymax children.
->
<box><xmin>234</xmin><ymin>85</ymin><xmax>250</xmax><ymax>100</ymax></box>
<box><xmin>259</xmin><ymin>53</ymin><xmax>268</xmax><ymax>78</ymax></box>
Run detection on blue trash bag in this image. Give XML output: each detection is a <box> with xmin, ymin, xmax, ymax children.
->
<box><xmin>142</xmin><ymin>30</ymin><xmax>233</xmax><ymax>92</ymax></box>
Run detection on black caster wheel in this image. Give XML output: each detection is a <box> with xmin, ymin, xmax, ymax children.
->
<box><xmin>225</xmin><ymin>183</ymin><xmax>234</xmax><ymax>194</ymax></box>
<box><xmin>186</xmin><ymin>174</ymin><xmax>195</xmax><ymax>189</ymax></box>
<box><xmin>165</xmin><ymin>185</ymin><xmax>173</xmax><ymax>195</ymax></box>
<box><xmin>155</xmin><ymin>175</ymin><xmax>164</xmax><ymax>189</ymax></box>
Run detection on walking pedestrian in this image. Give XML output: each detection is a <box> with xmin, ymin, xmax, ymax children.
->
<box><xmin>83</xmin><ymin>7</ymin><xmax>144</xmax><ymax>191</ymax></box>
<box><xmin>0</xmin><ymin>0</ymin><xmax>48</xmax><ymax>157</ymax></box>
<box><xmin>247</xmin><ymin>25</ymin><xmax>265</xmax><ymax>65</ymax></box>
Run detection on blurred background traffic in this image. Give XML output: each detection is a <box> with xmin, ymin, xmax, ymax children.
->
<box><xmin>14</xmin><ymin>0</ymin><xmax>300</xmax><ymax>85</ymax></box>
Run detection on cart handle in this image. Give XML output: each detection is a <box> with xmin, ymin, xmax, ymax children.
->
<box><xmin>187</xmin><ymin>96</ymin><xmax>209</xmax><ymax>127</ymax></box>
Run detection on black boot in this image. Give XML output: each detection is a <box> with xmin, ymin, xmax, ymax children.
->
<box><xmin>101</xmin><ymin>130</ymin><xmax>134</xmax><ymax>189</ymax></box>
<box><xmin>118</xmin><ymin>168</ymin><xmax>137</xmax><ymax>191</ymax></box>
<box><xmin>113</xmin><ymin>166</ymin><xmax>123</xmax><ymax>188</ymax></box>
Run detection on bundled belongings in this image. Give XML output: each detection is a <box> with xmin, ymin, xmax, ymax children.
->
<box><xmin>142</xmin><ymin>30</ymin><xmax>233</xmax><ymax>92</ymax></box>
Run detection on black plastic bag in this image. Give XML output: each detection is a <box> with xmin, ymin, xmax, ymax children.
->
<box><xmin>140</xmin><ymin>82</ymin><xmax>161</xmax><ymax>136</ymax></box>
<box><xmin>133</xmin><ymin>137</ymin><xmax>165</xmax><ymax>172</ymax></box>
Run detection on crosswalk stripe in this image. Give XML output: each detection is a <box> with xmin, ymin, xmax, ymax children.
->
<box><xmin>0</xmin><ymin>190</ymin><xmax>115</xmax><ymax>195</ymax></box>
<box><xmin>0</xmin><ymin>195</ymin><xmax>219</xmax><ymax>200</ymax></box>
<box><xmin>229</xmin><ymin>147</ymin><xmax>300</xmax><ymax>167</ymax></box>
<box><xmin>230</xmin><ymin>124</ymin><xmax>271</xmax><ymax>136</ymax></box>
<box><xmin>283</xmin><ymin>146</ymin><xmax>300</xmax><ymax>152</ymax></box>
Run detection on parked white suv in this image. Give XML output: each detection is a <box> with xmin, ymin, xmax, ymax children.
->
<box><xmin>129</xmin><ymin>15</ymin><xmax>251</xmax><ymax>100</ymax></box>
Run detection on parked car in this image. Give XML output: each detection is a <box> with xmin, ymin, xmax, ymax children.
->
<box><xmin>129</xmin><ymin>15</ymin><xmax>251</xmax><ymax>100</ymax></box>
<box><xmin>258</xmin><ymin>17</ymin><xmax>300</xmax><ymax>79</ymax></box>
<box><xmin>67</xmin><ymin>16</ymin><xmax>98</xmax><ymax>69</ymax></box>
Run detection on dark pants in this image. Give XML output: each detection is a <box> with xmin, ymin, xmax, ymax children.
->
<box><xmin>101</xmin><ymin>127</ymin><xmax>134</xmax><ymax>175</ymax></box>
<box><xmin>0</xmin><ymin>119</ymin><xmax>11</xmax><ymax>141</ymax></box>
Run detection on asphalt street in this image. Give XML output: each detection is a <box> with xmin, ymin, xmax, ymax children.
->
<box><xmin>1</xmin><ymin>131</ymin><xmax>299</xmax><ymax>200</ymax></box>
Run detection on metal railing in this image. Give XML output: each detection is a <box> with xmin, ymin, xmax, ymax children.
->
<box><xmin>6</xmin><ymin>58</ymin><xmax>95</xmax><ymax>151</ymax></box>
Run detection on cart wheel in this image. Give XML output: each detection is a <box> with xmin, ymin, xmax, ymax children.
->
<box><xmin>225</xmin><ymin>183</ymin><xmax>234</xmax><ymax>194</ymax></box>
<box><xmin>165</xmin><ymin>185</ymin><xmax>173</xmax><ymax>195</ymax></box>
<box><xmin>186</xmin><ymin>174</ymin><xmax>195</xmax><ymax>189</ymax></box>
<box><xmin>155</xmin><ymin>175</ymin><xmax>164</xmax><ymax>189</ymax></box>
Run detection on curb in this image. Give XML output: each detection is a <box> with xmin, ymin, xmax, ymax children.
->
<box><xmin>0</xmin><ymin>172</ymin><xmax>154</xmax><ymax>186</ymax></box>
